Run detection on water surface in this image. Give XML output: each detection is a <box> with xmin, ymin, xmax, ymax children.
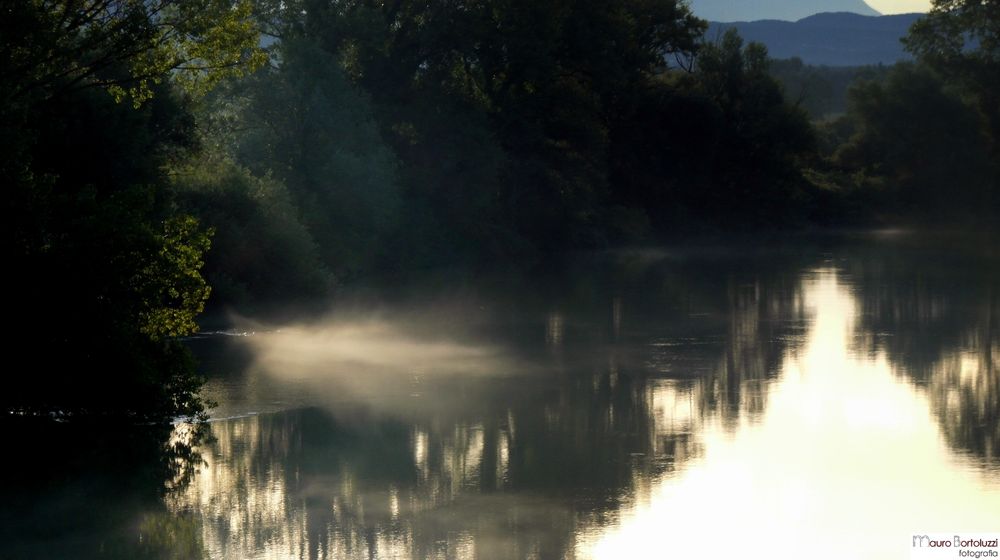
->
<box><xmin>5</xmin><ymin>236</ymin><xmax>999</xmax><ymax>559</ymax></box>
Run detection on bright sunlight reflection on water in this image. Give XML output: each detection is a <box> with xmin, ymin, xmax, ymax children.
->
<box><xmin>582</xmin><ymin>269</ymin><xmax>1000</xmax><ymax>560</ymax></box>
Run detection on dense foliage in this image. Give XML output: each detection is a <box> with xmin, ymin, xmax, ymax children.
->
<box><xmin>0</xmin><ymin>1</ymin><xmax>262</xmax><ymax>420</ymax></box>
<box><xmin>822</xmin><ymin>0</ymin><xmax>1000</xmax><ymax>227</ymax></box>
<box><xmin>769</xmin><ymin>59</ymin><xmax>892</xmax><ymax>118</ymax></box>
<box><xmin>2</xmin><ymin>0</ymin><xmax>999</xmax><ymax>420</ymax></box>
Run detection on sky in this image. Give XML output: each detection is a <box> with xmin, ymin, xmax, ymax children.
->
<box><xmin>866</xmin><ymin>0</ymin><xmax>931</xmax><ymax>13</ymax></box>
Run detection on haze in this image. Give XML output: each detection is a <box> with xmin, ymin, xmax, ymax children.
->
<box><xmin>867</xmin><ymin>0</ymin><xmax>931</xmax><ymax>13</ymax></box>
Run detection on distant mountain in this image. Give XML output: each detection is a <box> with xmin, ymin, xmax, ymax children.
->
<box><xmin>690</xmin><ymin>0</ymin><xmax>880</xmax><ymax>22</ymax></box>
<box><xmin>708</xmin><ymin>12</ymin><xmax>924</xmax><ymax>66</ymax></box>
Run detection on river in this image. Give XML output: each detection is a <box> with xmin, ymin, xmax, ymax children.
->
<box><xmin>4</xmin><ymin>233</ymin><xmax>999</xmax><ymax>559</ymax></box>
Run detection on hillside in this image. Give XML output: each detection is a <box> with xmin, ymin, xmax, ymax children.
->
<box><xmin>690</xmin><ymin>0</ymin><xmax>879</xmax><ymax>22</ymax></box>
<box><xmin>708</xmin><ymin>12</ymin><xmax>923</xmax><ymax>66</ymax></box>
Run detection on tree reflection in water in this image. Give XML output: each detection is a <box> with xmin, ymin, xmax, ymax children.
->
<box><xmin>8</xmin><ymin>239</ymin><xmax>997</xmax><ymax>559</ymax></box>
<box><xmin>586</xmin><ymin>263</ymin><xmax>1000</xmax><ymax>560</ymax></box>
<box><xmin>849</xmin><ymin>238</ymin><xmax>1000</xmax><ymax>466</ymax></box>
<box><xmin>0</xmin><ymin>420</ymin><xmax>208</xmax><ymax>559</ymax></box>
<box><xmin>170</xmin><ymin>248</ymin><xmax>810</xmax><ymax>559</ymax></box>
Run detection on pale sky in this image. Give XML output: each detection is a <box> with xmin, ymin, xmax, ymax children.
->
<box><xmin>866</xmin><ymin>0</ymin><xmax>932</xmax><ymax>14</ymax></box>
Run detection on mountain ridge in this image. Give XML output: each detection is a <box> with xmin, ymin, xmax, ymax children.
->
<box><xmin>689</xmin><ymin>0</ymin><xmax>881</xmax><ymax>22</ymax></box>
<box><xmin>707</xmin><ymin>12</ymin><xmax>923</xmax><ymax>66</ymax></box>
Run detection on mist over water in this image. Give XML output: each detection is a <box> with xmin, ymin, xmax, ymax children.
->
<box><xmin>250</xmin><ymin>315</ymin><xmax>506</xmax><ymax>381</ymax></box>
<box><xmin>208</xmin><ymin>310</ymin><xmax>545</xmax><ymax>428</ymax></box>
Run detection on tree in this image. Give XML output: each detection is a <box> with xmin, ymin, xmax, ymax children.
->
<box><xmin>834</xmin><ymin>63</ymin><xmax>994</xmax><ymax>224</ymax></box>
<box><xmin>694</xmin><ymin>30</ymin><xmax>817</xmax><ymax>228</ymax></box>
<box><xmin>296</xmin><ymin>0</ymin><xmax>705</xmax><ymax>252</ymax></box>
<box><xmin>0</xmin><ymin>1</ymin><xmax>263</xmax><ymax>421</ymax></box>
<box><xmin>219</xmin><ymin>37</ymin><xmax>402</xmax><ymax>276</ymax></box>
<box><xmin>611</xmin><ymin>29</ymin><xmax>816</xmax><ymax>232</ymax></box>
<box><xmin>173</xmin><ymin>158</ymin><xmax>334</xmax><ymax>307</ymax></box>
<box><xmin>905</xmin><ymin>0</ymin><xmax>1000</xmax><ymax>155</ymax></box>
<box><xmin>0</xmin><ymin>0</ymin><xmax>265</xmax><ymax>105</ymax></box>
<box><xmin>2</xmin><ymin>81</ymin><xmax>215</xmax><ymax>421</ymax></box>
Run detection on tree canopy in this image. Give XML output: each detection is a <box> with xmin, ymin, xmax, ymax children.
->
<box><xmin>0</xmin><ymin>0</ymin><xmax>263</xmax><ymax>421</ymax></box>
<box><xmin>906</xmin><ymin>0</ymin><xmax>1000</xmax><ymax>155</ymax></box>
<box><xmin>6</xmin><ymin>0</ymin><xmax>1000</xmax><ymax>423</ymax></box>
<box><xmin>0</xmin><ymin>0</ymin><xmax>265</xmax><ymax>105</ymax></box>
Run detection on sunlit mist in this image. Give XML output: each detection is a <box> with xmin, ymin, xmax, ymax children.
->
<box><xmin>583</xmin><ymin>270</ymin><xmax>1000</xmax><ymax>560</ymax></box>
<box><xmin>237</xmin><ymin>316</ymin><xmax>517</xmax><ymax>402</ymax></box>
